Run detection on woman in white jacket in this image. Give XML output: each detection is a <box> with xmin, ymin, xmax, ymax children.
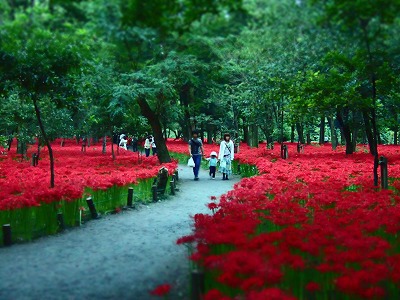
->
<box><xmin>218</xmin><ymin>133</ymin><xmax>235</xmax><ymax>180</ymax></box>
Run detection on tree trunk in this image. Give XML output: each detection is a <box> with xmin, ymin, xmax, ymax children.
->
<box><xmin>327</xmin><ymin>117</ymin><xmax>337</xmax><ymax>150</ymax></box>
<box><xmin>290</xmin><ymin>125</ymin><xmax>295</xmax><ymax>143</ymax></box>
<box><xmin>243</xmin><ymin>125</ymin><xmax>249</xmax><ymax>145</ymax></box>
<box><xmin>362</xmin><ymin>111</ymin><xmax>377</xmax><ymax>156</ymax></box>
<box><xmin>394</xmin><ymin>129</ymin><xmax>398</xmax><ymax>145</ymax></box>
<box><xmin>296</xmin><ymin>123</ymin><xmax>305</xmax><ymax>144</ymax></box>
<box><xmin>180</xmin><ymin>84</ymin><xmax>193</xmax><ymax>140</ymax></box>
<box><xmin>207</xmin><ymin>129</ymin><xmax>213</xmax><ymax>144</ymax></box>
<box><xmin>111</xmin><ymin>128</ymin><xmax>115</xmax><ymax>160</ymax></box>
<box><xmin>319</xmin><ymin>116</ymin><xmax>325</xmax><ymax>145</ymax></box>
<box><xmin>37</xmin><ymin>139</ymin><xmax>41</xmax><ymax>159</ymax></box>
<box><xmin>248</xmin><ymin>124</ymin><xmax>259</xmax><ymax>148</ymax></box>
<box><xmin>7</xmin><ymin>136</ymin><xmax>13</xmax><ymax>151</ymax></box>
<box><xmin>137</xmin><ymin>97</ymin><xmax>171</xmax><ymax>163</ymax></box>
<box><xmin>351</xmin><ymin>128</ymin><xmax>358</xmax><ymax>152</ymax></box>
<box><xmin>336</xmin><ymin>111</ymin><xmax>353</xmax><ymax>154</ymax></box>
<box><xmin>33</xmin><ymin>99</ymin><xmax>55</xmax><ymax>188</ymax></box>
<box><xmin>102</xmin><ymin>134</ymin><xmax>107</xmax><ymax>154</ymax></box>
<box><xmin>306</xmin><ymin>132</ymin><xmax>311</xmax><ymax>145</ymax></box>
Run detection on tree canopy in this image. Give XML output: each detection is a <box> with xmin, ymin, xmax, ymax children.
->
<box><xmin>1</xmin><ymin>0</ymin><xmax>399</xmax><ymax>175</ymax></box>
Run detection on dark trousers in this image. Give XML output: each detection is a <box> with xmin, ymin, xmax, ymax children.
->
<box><xmin>152</xmin><ymin>147</ymin><xmax>157</xmax><ymax>155</ymax></box>
<box><xmin>145</xmin><ymin>148</ymin><xmax>150</xmax><ymax>157</ymax></box>
<box><xmin>193</xmin><ymin>155</ymin><xmax>202</xmax><ymax>178</ymax></box>
<box><xmin>209</xmin><ymin>166</ymin><xmax>216</xmax><ymax>178</ymax></box>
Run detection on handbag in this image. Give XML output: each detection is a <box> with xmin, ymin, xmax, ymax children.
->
<box><xmin>187</xmin><ymin>157</ymin><xmax>195</xmax><ymax>168</ymax></box>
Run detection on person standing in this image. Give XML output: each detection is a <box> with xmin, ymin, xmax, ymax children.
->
<box><xmin>144</xmin><ymin>135</ymin><xmax>152</xmax><ymax>157</ymax></box>
<box><xmin>218</xmin><ymin>133</ymin><xmax>235</xmax><ymax>180</ymax></box>
<box><xmin>151</xmin><ymin>138</ymin><xmax>157</xmax><ymax>156</ymax></box>
<box><xmin>119</xmin><ymin>135</ymin><xmax>128</xmax><ymax>150</ymax></box>
<box><xmin>189</xmin><ymin>130</ymin><xmax>204</xmax><ymax>181</ymax></box>
<box><xmin>119</xmin><ymin>133</ymin><xmax>125</xmax><ymax>145</ymax></box>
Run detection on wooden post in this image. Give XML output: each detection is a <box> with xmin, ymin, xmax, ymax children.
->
<box><xmin>191</xmin><ymin>270</ymin><xmax>205</xmax><ymax>300</ymax></box>
<box><xmin>172</xmin><ymin>175</ymin><xmax>177</xmax><ymax>190</ymax></box>
<box><xmin>127</xmin><ymin>187</ymin><xmax>134</xmax><ymax>207</ymax></box>
<box><xmin>380</xmin><ymin>156</ymin><xmax>388</xmax><ymax>190</ymax></box>
<box><xmin>86</xmin><ymin>197</ymin><xmax>98</xmax><ymax>219</ymax></box>
<box><xmin>174</xmin><ymin>170</ymin><xmax>179</xmax><ymax>181</ymax></box>
<box><xmin>170</xmin><ymin>180</ymin><xmax>176</xmax><ymax>195</ymax></box>
<box><xmin>172</xmin><ymin>174</ymin><xmax>176</xmax><ymax>185</ymax></box>
<box><xmin>57</xmin><ymin>212</ymin><xmax>65</xmax><ymax>231</ymax></box>
<box><xmin>31</xmin><ymin>153</ymin><xmax>37</xmax><ymax>166</ymax></box>
<box><xmin>2</xmin><ymin>224</ymin><xmax>12</xmax><ymax>246</ymax></box>
<box><xmin>152</xmin><ymin>185</ymin><xmax>158</xmax><ymax>202</ymax></box>
<box><xmin>281</xmin><ymin>144</ymin><xmax>288</xmax><ymax>159</ymax></box>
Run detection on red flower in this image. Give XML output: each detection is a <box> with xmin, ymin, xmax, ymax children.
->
<box><xmin>149</xmin><ymin>284</ymin><xmax>171</xmax><ymax>297</ymax></box>
<box><xmin>204</xmin><ymin>289</ymin><xmax>231</xmax><ymax>300</ymax></box>
<box><xmin>207</xmin><ymin>202</ymin><xmax>218</xmax><ymax>211</ymax></box>
<box><xmin>305</xmin><ymin>282</ymin><xmax>320</xmax><ymax>292</ymax></box>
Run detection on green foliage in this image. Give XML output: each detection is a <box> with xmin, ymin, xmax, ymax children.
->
<box><xmin>0</xmin><ymin>0</ymin><xmax>399</xmax><ymax>155</ymax></box>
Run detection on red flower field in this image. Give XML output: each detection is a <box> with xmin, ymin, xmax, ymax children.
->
<box><xmin>0</xmin><ymin>139</ymin><xmax>177</xmax><ymax>211</ymax></box>
<box><xmin>173</xmin><ymin>141</ymin><xmax>400</xmax><ymax>299</ymax></box>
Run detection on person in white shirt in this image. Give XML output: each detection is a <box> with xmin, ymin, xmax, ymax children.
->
<box><xmin>144</xmin><ymin>135</ymin><xmax>152</xmax><ymax>157</ymax></box>
<box><xmin>218</xmin><ymin>133</ymin><xmax>235</xmax><ymax>180</ymax></box>
<box><xmin>119</xmin><ymin>136</ymin><xmax>128</xmax><ymax>150</ymax></box>
<box><xmin>151</xmin><ymin>139</ymin><xmax>157</xmax><ymax>156</ymax></box>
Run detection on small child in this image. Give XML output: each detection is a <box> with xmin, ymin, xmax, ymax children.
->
<box><xmin>207</xmin><ymin>151</ymin><xmax>218</xmax><ymax>179</ymax></box>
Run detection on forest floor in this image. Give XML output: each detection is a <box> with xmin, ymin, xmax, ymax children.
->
<box><xmin>0</xmin><ymin>165</ymin><xmax>239</xmax><ymax>300</ymax></box>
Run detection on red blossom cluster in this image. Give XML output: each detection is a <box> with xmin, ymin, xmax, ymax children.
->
<box><xmin>176</xmin><ymin>142</ymin><xmax>400</xmax><ymax>299</ymax></box>
<box><xmin>0</xmin><ymin>139</ymin><xmax>177</xmax><ymax>211</ymax></box>
<box><xmin>149</xmin><ymin>283</ymin><xmax>171</xmax><ymax>297</ymax></box>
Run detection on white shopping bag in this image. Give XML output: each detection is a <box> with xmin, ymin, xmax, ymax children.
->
<box><xmin>220</xmin><ymin>160</ymin><xmax>227</xmax><ymax>169</ymax></box>
<box><xmin>187</xmin><ymin>157</ymin><xmax>195</xmax><ymax>168</ymax></box>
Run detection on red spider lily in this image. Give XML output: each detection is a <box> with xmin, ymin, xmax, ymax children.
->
<box><xmin>305</xmin><ymin>282</ymin><xmax>320</xmax><ymax>292</ymax></box>
<box><xmin>0</xmin><ymin>139</ymin><xmax>177</xmax><ymax>211</ymax></box>
<box><xmin>176</xmin><ymin>235</ymin><xmax>196</xmax><ymax>245</ymax></box>
<box><xmin>149</xmin><ymin>284</ymin><xmax>171</xmax><ymax>297</ymax></box>
<box><xmin>176</xmin><ymin>141</ymin><xmax>400</xmax><ymax>299</ymax></box>
<box><xmin>204</xmin><ymin>289</ymin><xmax>231</xmax><ymax>300</ymax></box>
<box><xmin>207</xmin><ymin>202</ymin><xmax>218</xmax><ymax>212</ymax></box>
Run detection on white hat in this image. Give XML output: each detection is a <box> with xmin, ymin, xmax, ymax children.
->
<box><xmin>210</xmin><ymin>151</ymin><xmax>217</xmax><ymax>156</ymax></box>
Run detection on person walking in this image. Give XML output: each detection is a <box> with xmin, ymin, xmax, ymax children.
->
<box><xmin>207</xmin><ymin>151</ymin><xmax>218</xmax><ymax>180</ymax></box>
<box><xmin>188</xmin><ymin>130</ymin><xmax>204</xmax><ymax>181</ymax></box>
<box><xmin>218</xmin><ymin>133</ymin><xmax>235</xmax><ymax>180</ymax></box>
<box><xmin>144</xmin><ymin>135</ymin><xmax>152</xmax><ymax>157</ymax></box>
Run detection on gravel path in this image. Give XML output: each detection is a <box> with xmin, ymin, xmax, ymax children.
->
<box><xmin>0</xmin><ymin>165</ymin><xmax>239</xmax><ymax>300</ymax></box>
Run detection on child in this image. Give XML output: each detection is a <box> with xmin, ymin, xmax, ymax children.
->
<box><xmin>207</xmin><ymin>151</ymin><xmax>218</xmax><ymax>179</ymax></box>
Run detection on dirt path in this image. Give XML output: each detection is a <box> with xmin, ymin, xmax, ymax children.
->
<box><xmin>0</xmin><ymin>165</ymin><xmax>239</xmax><ymax>300</ymax></box>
